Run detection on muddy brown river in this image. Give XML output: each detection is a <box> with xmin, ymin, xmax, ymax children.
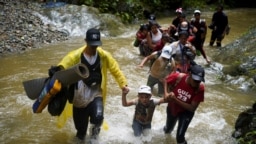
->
<box><xmin>0</xmin><ymin>8</ymin><xmax>256</xmax><ymax>144</ymax></box>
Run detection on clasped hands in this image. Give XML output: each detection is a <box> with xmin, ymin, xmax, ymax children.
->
<box><xmin>122</xmin><ymin>86</ymin><xmax>129</xmax><ymax>94</ymax></box>
<box><xmin>164</xmin><ymin>92</ymin><xmax>176</xmax><ymax>101</ymax></box>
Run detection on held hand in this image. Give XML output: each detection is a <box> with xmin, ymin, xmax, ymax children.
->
<box><xmin>164</xmin><ymin>92</ymin><xmax>175</xmax><ymax>101</ymax></box>
<box><xmin>122</xmin><ymin>86</ymin><xmax>129</xmax><ymax>94</ymax></box>
<box><xmin>48</xmin><ymin>65</ymin><xmax>62</xmax><ymax>77</ymax></box>
<box><xmin>185</xmin><ymin>43</ymin><xmax>192</xmax><ymax>49</ymax></box>
<box><xmin>137</xmin><ymin>64</ymin><xmax>143</xmax><ymax>69</ymax></box>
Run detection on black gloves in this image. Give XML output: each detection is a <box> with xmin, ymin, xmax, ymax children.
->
<box><xmin>48</xmin><ymin>65</ymin><xmax>62</xmax><ymax>77</ymax></box>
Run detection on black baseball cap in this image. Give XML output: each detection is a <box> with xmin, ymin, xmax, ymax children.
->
<box><xmin>190</xmin><ymin>65</ymin><xmax>205</xmax><ymax>82</ymax></box>
<box><xmin>178</xmin><ymin>30</ymin><xmax>189</xmax><ymax>37</ymax></box>
<box><xmin>148</xmin><ymin>14</ymin><xmax>156</xmax><ymax>21</ymax></box>
<box><xmin>85</xmin><ymin>28</ymin><xmax>102</xmax><ymax>46</ymax></box>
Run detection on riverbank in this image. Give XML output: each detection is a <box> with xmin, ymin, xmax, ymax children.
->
<box><xmin>0</xmin><ymin>0</ymin><xmax>68</xmax><ymax>55</ymax></box>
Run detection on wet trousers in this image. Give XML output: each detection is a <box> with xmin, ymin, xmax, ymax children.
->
<box><xmin>210</xmin><ymin>30</ymin><xmax>224</xmax><ymax>47</ymax></box>
<box><xmin>139</xmin><ymin>43</ymin><xmax>153</xmax><ymax>57</ymax></box>
<box><xmin>147</xmin><ymin>74</ymin><xmax>164</xmax><ymax>97</ymax></box>
<box><xmin>193</xmin><ymin>38</ymin><xmax>207</xmax><ymax>59</ymax></box>
<box><xmin>73</xmin><ymin>97</ymin><xmax>104</xmax><ymax>140</ymax></box>
<box><xmin>132</xmin><ymin>119</ymin><xmax>151</xmax><ymax>137</ymax></box>
<box><xmin>164</xmin><ymin>106</ymin><xmax>194</xmax><ymax>143</ymax></box>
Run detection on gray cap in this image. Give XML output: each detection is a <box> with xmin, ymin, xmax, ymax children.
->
<box><xmin>190</xmin><ymin>65</ymin><xmax>205</xmax><ymax>82</ymax></box>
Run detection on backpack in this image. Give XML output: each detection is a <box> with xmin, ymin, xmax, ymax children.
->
<box><xmin>172</xmin><ymin>41</ymin><xmax>196</xmax><ymax>65</ymax></box>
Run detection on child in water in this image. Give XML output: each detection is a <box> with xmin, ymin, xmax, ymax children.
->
<box><xmin>122</xmin><ymin>85</ymin><xmax>166</xmax><ymax>137</ymax></box>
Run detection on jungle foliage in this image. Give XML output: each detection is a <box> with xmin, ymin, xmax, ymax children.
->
<box><xmin>72</xmin><ymin>0</ymin><xmax>255</xmax><ymax>23</ymax></box>
<box><xmin>43</xmin><ymin>0</ymin><xmax>256</xmax><ymax>23</ymax></box>
<box><xmin>77</xmin><ymin>0</ymin><xmax>202</xmax><ymax>23</ymax></box>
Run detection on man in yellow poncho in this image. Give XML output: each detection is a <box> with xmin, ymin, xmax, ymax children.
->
<box><xmin>54</xmin><ymin>28</ymin><xmax>129</xmax><ymax>142</ymax></box>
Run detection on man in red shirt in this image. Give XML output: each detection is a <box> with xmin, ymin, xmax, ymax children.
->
<box><xmin>163</xmin><ymin>64</ymin><xmax>205</xmax><ymax>144</ymax></box>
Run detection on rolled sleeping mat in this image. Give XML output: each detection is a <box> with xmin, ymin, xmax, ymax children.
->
<box><xmin>52</xmin><ymin>63</ymin><xmax>89</xmax><ymax>87</ymax></box>
<box><xmin>30</xmin><ymin>63</ymin><xmax>90</xmax><ymax>113</ymax></box>
<box><xmin>23</xmin><ymin>63</ymin><xmax>89</xmax><ymax>99</ymax></box>
<box><xmin>22</xmin><ymin>77</ymin><xmax>48</xmax><ymax>100</ymax></box>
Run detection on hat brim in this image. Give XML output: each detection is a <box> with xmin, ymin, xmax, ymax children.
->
<box><xmin>192</xmin><ymin>74</ymin><xmax>205</xmax><ymax>82</ymax></box>
<box><xmin>87</xmin><ymin>41</ymin><xmax>102</xmax><ymax>46</ymax></box>
<box><xmin>138</xmin><ymin>92</ymin><xmax>152</xmax><ymax>95</ymax></box>
<box><xmin>181</xmin><ymin>27</ymin><xmax>188</xmax><ymax>31</ymax></box>
<box><xmin>160</xmin><ymin>53</ymin><xmax>171</xmax><ymax>59</ymax></box>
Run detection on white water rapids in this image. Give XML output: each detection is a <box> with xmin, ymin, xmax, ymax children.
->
<box><xmin>0</xmin><ymin>6</ymin><xmax>256</xmax><ymax>144</ymax></box>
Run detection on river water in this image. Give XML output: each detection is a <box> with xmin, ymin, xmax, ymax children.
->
<box><xmin>0</xmin><ymin>8</ymin><xmax>256</xmax><ymax>144</ymax></box>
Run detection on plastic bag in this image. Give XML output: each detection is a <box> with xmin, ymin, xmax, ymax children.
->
<box><xmin>133</xmin><ymin>38</ymin><xmax>140</xmax><ymax>47</ymax></box>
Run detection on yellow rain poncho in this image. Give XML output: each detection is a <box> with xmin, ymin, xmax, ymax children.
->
<box><xmin>56</xmin><ymin>46</ymin><xmax>127</xmax><ymax>128</ymax></box>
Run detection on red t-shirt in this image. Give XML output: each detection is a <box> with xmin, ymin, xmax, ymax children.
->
<box><xmin>166</xmin><ymin>73</ymin><xmax>204</xmax><ymax>116</ymax></box>
<box><xmin>136</xmin><ymin>31</ymin><xmax>147</xmax><ymax>41</ymax></box>
<box><xmin>153</xmin><ymin>40</ymin><xmax>164</xmax><ymax>51</ymax></box>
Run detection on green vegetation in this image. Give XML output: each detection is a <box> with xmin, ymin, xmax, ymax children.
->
<box><xmin>38</xmin><ymin>0</ymin><xmax>256</xmax><ymax>23</ymax></box>
<box><xmin>77</xmin><ymin>0</ymin><xmax>222</xmax><ymax>23</ymax></box>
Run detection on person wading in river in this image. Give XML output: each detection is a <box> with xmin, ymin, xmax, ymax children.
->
<box><xmin>50</xmin><ymin>28</ymin><xmax>129</xmax><ymax>142</ymax></box>
<box><xmin>138</xmin><ymin>44</ymin><xmax>175</xmax><ymax>97</ymax></box>
<box><xmin>209</xmin><ymin>5</ymin><xmax>229</xmax><ymax>47</ymax></box>
<box><xmin>190</xmin><ymin>10</ymin><xmax>211</xmax><ymax>64</ymax></box>
<box><xmin>122</xmin><ymin>85</ymin><xmax>166</xmax><ymax>137</ymax></box>
<box><xmin>163</xmin><ymin>64</ymin><xmax>205</xmax><ymax>144</ymax></box>
<box><xmin>170</xmin><ymin>31</ymin><xmax>196</xmax><ymax>73</ymax></box>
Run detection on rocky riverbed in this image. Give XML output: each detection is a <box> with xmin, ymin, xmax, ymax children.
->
<box><xmin>0</xmin><ymin>0</ymin><xmax>69</xmax><ymax>55</ymax></box>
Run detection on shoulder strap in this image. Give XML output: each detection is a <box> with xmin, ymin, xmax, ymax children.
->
<box><xmin>168</xmin><ymin>73</ymin><xmax>185</xmax><ymax>92</ymax></box>
<box><xmin>173</xmin><ymin>41</ymin><xmax>179</xmax><ymax>49</ymax></box>
<box><xmin>174</xmin><ymin>73</ymin><xmax>185</xmax><ymax>87</ymax></box>
<box><xmin>168</xmin><ymin>73</ymin><xmax>202</xmax><ymax>95</ymax></box>
<box><xmin>191</xmin><ymin>18</ymin><xmax>195</xmax><ymax>23</ymax></box>
<box><xmin>199</xmin><ymin>19</ymin><xmax>206</xmax><ymax>26</ymax></box>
